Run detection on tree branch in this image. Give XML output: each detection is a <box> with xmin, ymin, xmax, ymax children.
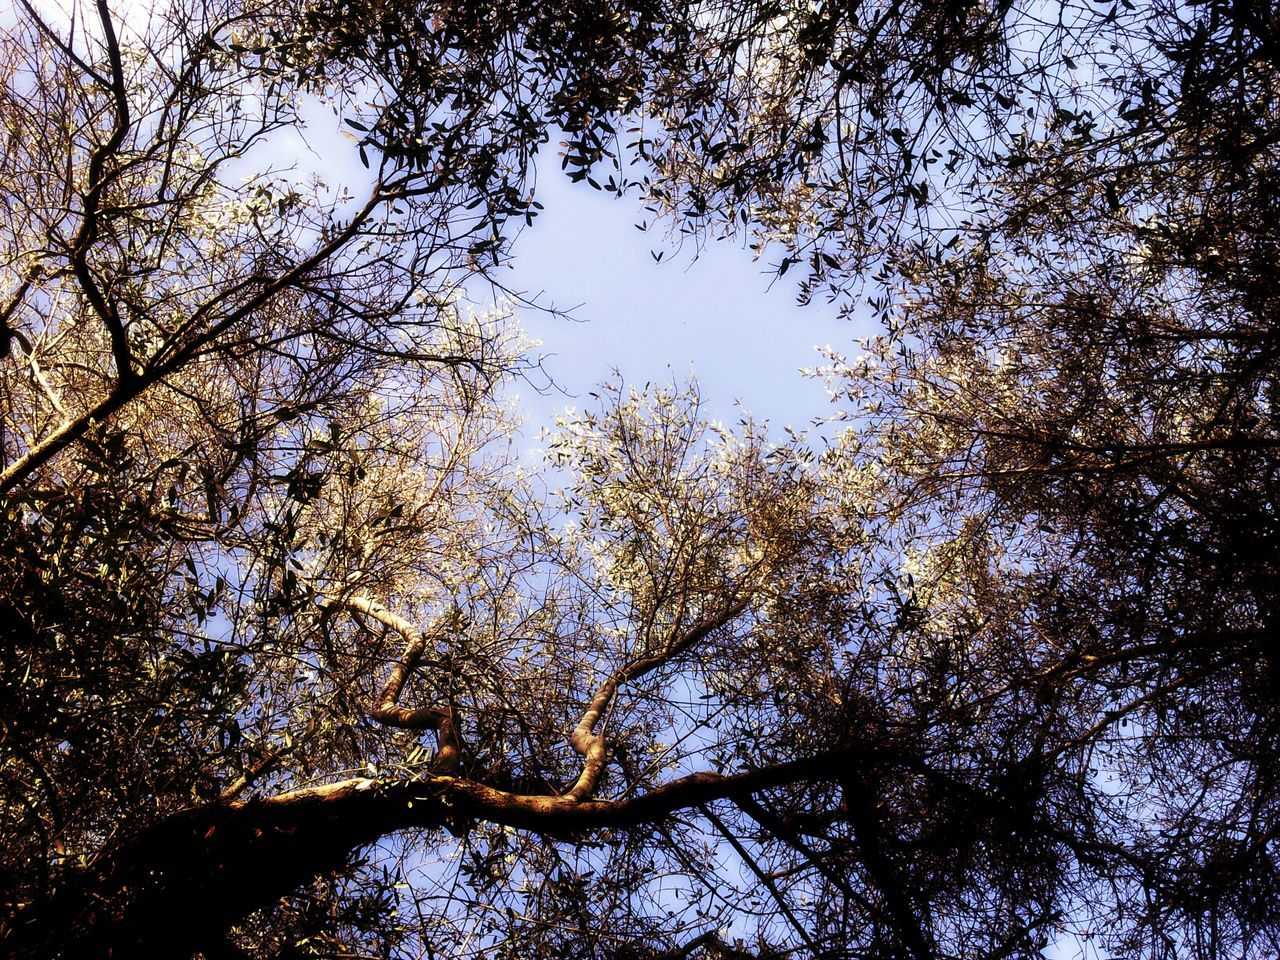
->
<box><xmin>735</xmin><ymin>792</ymin><xmax>871</xmax><ymax>909</ymax></box>
<box><xmin>65</xmin><ymin>0</ymin><xmax>136</xmax><ymax>384</ymax></box>
<box><xmin>702</xmin><ymin>803</ymin><xmax>823</xmax><ymax>957</ymax></box>
<box><xmin>16</xmin><ymin>0</ymin><xmax>111</xmax><ymax>86</ymax></box>
<box><xmin>320</xmin><ymin>595</ymin><xmax>461</xmax><ymax>773</ymax></box>
<box><xmin>3</xmin><ymin>751</ymin><xmax>855</xmax><ymax>960</ymax></box>
<box><xmin>563</xmin><ymin>598</ymin><xmax>749</xmax><ymax>802</ymax></box>
<box><xmin>0</xmin><ymin>182</ymin><xmax>394</xmax><ymax>497</ymax></box>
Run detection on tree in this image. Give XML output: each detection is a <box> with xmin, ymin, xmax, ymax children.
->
<box><xmin>1</xmin><ymin>0</ymin><xmax>1277</xmax><ymax>958</ymax></box>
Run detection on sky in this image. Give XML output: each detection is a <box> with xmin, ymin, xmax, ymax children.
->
<box><xmin>278</xmin><ymin>95</ymin><xmax>862</xmax><ymax>447</ymax></box>
<box><xmin>493</xmin><ymin>144</ymin><xmax>861</xmax><ymax>442</ymax></box>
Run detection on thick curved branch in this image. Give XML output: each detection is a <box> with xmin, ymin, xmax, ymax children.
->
<box><xmin>260</xmin><ymin>746</ymin><xmax>845</xmax><ymax>830</ymax></box>
<box><xmin>563</xmin><ymin>597</ymin><xmax>749</xmax><ymax>802</ymax></box>
<box><xmin>2</xmin><ymin>750</ymin><xmax>853</xmax><ymax>960</ymax></box>
<box><xmin>320</xmin><ymin>595</ymin><xmax>461</xmax><ymax>773</ymax></box>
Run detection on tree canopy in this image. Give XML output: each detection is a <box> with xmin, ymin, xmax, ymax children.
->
<box><xmin>1</xmin><ymin>0</ymin><xmax>1277</xmax><ymax>958</ymax></box>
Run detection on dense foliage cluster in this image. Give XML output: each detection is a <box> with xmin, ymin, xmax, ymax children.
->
<box><xmin>1</xmin><ymin>1</ymin><xmax>1277</xmax><ymax>958</ymax></box>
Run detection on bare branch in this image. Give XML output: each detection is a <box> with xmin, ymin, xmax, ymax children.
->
<box><xmin>702</xmin><ymin>803</ymin><xmax>823</xmax><ymax>957</ymax></box>
<box><xmin>320</xmin><ymin>594</ymin><xmax>461</xmax><ymax>774</ymax></box>
<box><xmin>64</xmin><ymin>0</ymin><xmax>135</xmax><ymax>384</ymax></box>
<box><xmin>16</xmin><ymin>0</ymin><xmax>111</xmax><ymax>86</ymax></box>
<box><xmin>563</xmin><ymin>598</ymin><xmax>749</xmax><ymax>802</ymax></box>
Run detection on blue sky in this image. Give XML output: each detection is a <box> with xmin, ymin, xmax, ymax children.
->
<box><xmin>280</xmin><ymin>95</ymin><xmax>859</xmax><ymax>440</ymax></box>
<box><xmin>497</xmin><ymin>146</ymin><xmax>861</xmax><ymax>440</ymax></box>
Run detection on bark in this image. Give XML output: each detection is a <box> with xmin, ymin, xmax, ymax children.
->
<box><xmin>320</xmin><ymin>595</ymin><xmax>462</xmax><ymax>772</ymax></box>
<box><xmin>564</xmin><ymin>599</ymin><xmax>749</xmax><ymax>801</ymax></box>
<box><xmin>1</xmin><ymin>754</ymin><xmax>846</xmax><ymax>960</ymax></box>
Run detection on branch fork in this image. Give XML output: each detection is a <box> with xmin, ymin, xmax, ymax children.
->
<box><xmin>319</xmin><ymin>594</ymin><xmax>460</xmax><ymax>773</ymax></box>
<box><xmin>563</xmin><ymin>598</ymin><xmax>750</xmax><ymax>802</ymax></box>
